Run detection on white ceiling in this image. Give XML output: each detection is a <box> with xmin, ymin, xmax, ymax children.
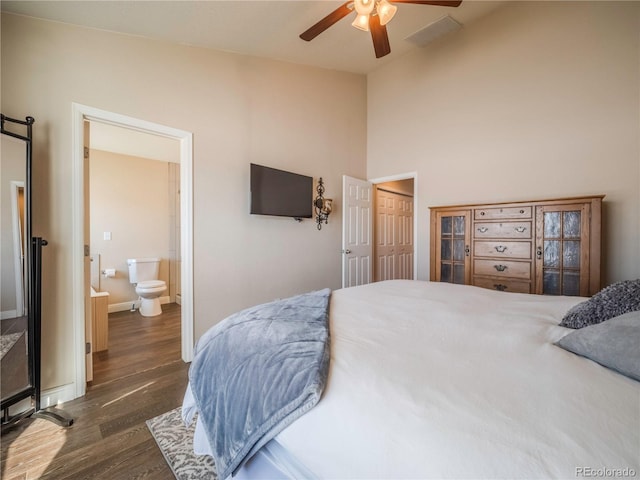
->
<box><xmin>1</xmin><ymin>0</ymin><xmax>504</xmax><ymax>75</ymax></box>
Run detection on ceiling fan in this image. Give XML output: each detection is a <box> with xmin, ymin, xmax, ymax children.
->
<box><xmin>300</xmin><ymin>0</ymin><xmax>462</xmax><ymax>59</ymax></box>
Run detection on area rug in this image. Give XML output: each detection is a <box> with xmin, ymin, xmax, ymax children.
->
<box><xmin>146</xmin><ymin>407</ymin><xmax>217</xmax><ymax>480</ymax></box>
<box><xmin>0</xmin><ymin>332</ymin><xmax>24</xmax><ymax>360</ymax></box>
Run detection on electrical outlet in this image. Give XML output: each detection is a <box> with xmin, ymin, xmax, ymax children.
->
<box><xmin>104</xmin><ymin>231</ymin><xmax>112</xmax><ymax>241</ymax></box>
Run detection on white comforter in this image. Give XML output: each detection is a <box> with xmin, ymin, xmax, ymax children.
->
<box><xmin>273</xmin><ymin>280</ymin><xmax>640</xmax><ymax>479</ymax></box>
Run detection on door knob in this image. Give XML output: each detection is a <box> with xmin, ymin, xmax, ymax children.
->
<box><xmin>343</xmin><ymin>249</ymin><xmax>352</xmax><ymax>254</ymax></box>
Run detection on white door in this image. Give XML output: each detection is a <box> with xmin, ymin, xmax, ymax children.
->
<box><xmin>342</xmin><ymin>176</ymin><xmax>372</xmax><ymax>288</ymax></box>
<box><xmin>375</xmin><ymin>189</ymin><xmax>414</xmax><ymax>281</ymax></box>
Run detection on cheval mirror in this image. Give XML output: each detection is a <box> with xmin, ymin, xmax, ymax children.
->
<box><xmin>1</xmin><ymin>114</ymin><xmax>72</xmax><ymax>430</ymax></box>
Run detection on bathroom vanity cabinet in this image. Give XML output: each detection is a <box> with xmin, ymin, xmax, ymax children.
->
<box><xmin>91</xmin><ymin>292</ymin><xmax>109</xmax><ymax>352</ymax></box>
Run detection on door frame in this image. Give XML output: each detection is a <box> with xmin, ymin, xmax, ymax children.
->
<box><xmin>71</xmin><ymin>103</ymin><xmax>194</xmax><ymax>399</ymax></box>
<box><xmin>369</xmin><ymin>172</ymin><xmax>418</xmax><ymax>280</ymax></box>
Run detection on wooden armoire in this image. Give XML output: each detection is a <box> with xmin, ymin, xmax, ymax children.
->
<box><xmin>429</xmin><ymin>196</ymin><xmax>603</xmax><ymax>296</ymax></box>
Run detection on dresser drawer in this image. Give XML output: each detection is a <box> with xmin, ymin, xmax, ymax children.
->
<box><xmin>474</xmin><ymin>259</ymin><xmax>531</xmax><ymax>279</ymax></box>
<box><xmin>474</xmin><ymin>221</ymin><xmax>532</xmax><ymax>239</ymax></box>
<box><xmin>474</xmin><ymin>241</ymin><xmax>531</xmax><ymax>259</ymax></box>
<box><xmin>473</xmin><ymin>277</ymin><xmax>531</xmax><ymax>294</ymax></box>
<box><xmin>475</xmin><ymin>206</ymin><xmax>532</xmax><ymax>220</ymax></box>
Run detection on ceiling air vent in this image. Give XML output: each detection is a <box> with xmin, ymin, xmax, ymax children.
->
<box><xmin>405</xmin><ymin>14</ymin><xmax>462</xmax><ymax>47</ymax></box>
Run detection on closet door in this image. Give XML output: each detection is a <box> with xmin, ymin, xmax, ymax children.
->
<box><xmin>375</xmin><ymin>189</ymin><xmax>414</xmax><ymax>281</ymax></box>
<box><xmin>431</xmin><ymin>210</ymin><xmax>471</xmax><ymax>285</ymax></box>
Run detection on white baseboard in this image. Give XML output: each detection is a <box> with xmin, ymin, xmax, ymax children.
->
<box><xmin>7</xmin><ymin>382</ymin><xmax>77</xmax><ymax>417</ymax></box>
<box><xmin>108</xmin><ymin>296</ymin><xmax>171</xmax><ymax>314</ymax></box>
<box><xmin>41</xmin><ymin>383</ymin><xmax>77</xmax><ymax>407</ymax></box>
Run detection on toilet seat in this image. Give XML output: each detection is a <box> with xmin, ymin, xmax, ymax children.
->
<box><xmin>136</xmin><ymin>280</ymin><xmax>166</xmax><ymax>295</ymax></box>
<box><xmin>137</xmin><ymin>280</ymin><xmax>166</xmax><ymax>289</ymax></box>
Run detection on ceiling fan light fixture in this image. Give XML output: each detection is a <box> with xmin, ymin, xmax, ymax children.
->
<box><xmin>376</xmin><ymin>0</ymin><xmax>397</xmax><ymax>26</ymax></box>
<box><xmin>352</xmin><ymin>13</ymin><xmax>371</xmax><ymax>31</ymax></box>
<box><xmin>301</xmin><ymin>0</ymin><xmax>462</xmax><ymax>58</ymax></box>
<box><xmin>354</xmin><ymin>0</ymin><xmax>375</xmax><ymax>15</ymax></box>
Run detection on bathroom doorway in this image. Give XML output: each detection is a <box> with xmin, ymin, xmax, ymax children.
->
<box><xmin>72</xmin><ymin>104</ymin><xmax>194</xmax><ymax>399</ymax></box>
<box><xmin>87</xmin><ymin>122</ymin><xmax>182</xmax><ymax>384</ymax></box>
<box><xmin>88</xmin><ymin>122</ymin><xmax>181</xmax><ymax>308</ymax></box>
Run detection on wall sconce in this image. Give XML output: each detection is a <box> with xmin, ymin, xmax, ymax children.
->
<box><xmin>314</xmin><ymin>177</ymin><xmax>332</xmax><ymax>230</ymax></box>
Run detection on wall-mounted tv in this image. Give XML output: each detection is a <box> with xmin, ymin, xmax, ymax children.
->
<box><xmin>250</xmin><ymin>163</ymin><xmax>313</xmax><ymax>219</ymax></box>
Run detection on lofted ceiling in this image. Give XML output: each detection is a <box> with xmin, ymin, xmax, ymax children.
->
<box><xmin>3</xmin><ymin>1</ymin><xmax>504</xmax><ymax>159</ymax></box>
<box><xmin>1</xmin><ymin>0</ymin><xmax>504</xmax><ymax>75</ymax></box>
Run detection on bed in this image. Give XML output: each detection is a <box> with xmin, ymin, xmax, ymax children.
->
<box><xmin>183</xmin><ymin>280</ymin><xmax>640</xmax><ymax>479</ymax></box>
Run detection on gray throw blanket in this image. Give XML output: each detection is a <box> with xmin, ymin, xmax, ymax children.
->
<box><xmin>188</xmin><ymin>288</ymin><xmax>331</xmax><ymax>479</ymax></box>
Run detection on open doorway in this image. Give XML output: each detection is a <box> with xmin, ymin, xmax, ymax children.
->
<box><xmin>341</xmin><ymin>173</ymin><xmax>417</xmax><ymax>288</ymax></box>
<box><xmin>373</xmin><ymin>178</ymin><xmax>415</xmax><ymax>282</ymax></box>
<box><xmin>88</xmin><ymin>122</ymin><xmax>181</xmax><ymax>307</ymax></box>
<box><xmin>71</xmin><ymin>104</ymin><xmax>193</xmax><ymax>399</ymax></box>
<box><xmin>87</xmin><ymin>122</ymin><xmax>182</xmax><ymax>385</ymax></box>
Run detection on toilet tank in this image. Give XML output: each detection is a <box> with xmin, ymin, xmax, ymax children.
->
<box><xmin>127</xmin><ymin>258</ymin><xmax>160</xmax><ymax>284</ymax></box>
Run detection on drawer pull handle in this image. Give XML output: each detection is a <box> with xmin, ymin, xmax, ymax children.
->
<box><xmin>477</xmin><ymin>227</ymin><xmax>489</xmax><ymax>233</ymax></box>
<box><xmin>494</xmin><ymin>264</ymin><xmax>508</xmax><ymax>272</ymax></box>
<box><xmin>519</xmin><ymin>209</ymin><xmax>525</xmax><ymax>214</ymax></box>
<box><xmin>494</xmin><ymin>284</ymin><xmax>508</xmax><ymax>291</ymax></box>
<box><xmin>495</xmin><ymin>245</ymin><xmax>508</xmax><ymax>253</ymax></box>
<box><xmin>480</xmin><ymin>211</ymin><xmax>485</xmax><ymax>216</ymax></box>
<box><xmin>515</xmin><ymin>226</ymin><xmax>526</xmax><ymax>233</ymax></box>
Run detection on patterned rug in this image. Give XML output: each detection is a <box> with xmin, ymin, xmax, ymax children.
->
<box><xmin>0</xmin><ymin>332</ymin><xmax>24</xmax><ymax>360</ymax></box>
<box><xmin>146</xmin><ymin>407</ymin><xmax>217</xmax><ymax>480</ymax></box>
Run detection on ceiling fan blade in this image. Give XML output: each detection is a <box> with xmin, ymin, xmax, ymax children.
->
<box><xmin>390</xmin><ymin>0</ymin><xmax>462</xmax><ymax>6</ymax></box>
<box><xmin>300</xmin><ymin>2</ymin><xmax>353</xmax><ymax>41</ymax></box>
<box><xmin>370</xmin><ymin>14</ymin><xmax>391</xmax><ymax>58</ymax></box>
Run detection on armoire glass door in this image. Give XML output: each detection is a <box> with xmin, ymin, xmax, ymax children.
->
<box><xmin>535</xmin><ymin>204</ymin><xmax>590</xmax><ymax>296</ymax></box>
<box><xmin>435</xmin><ymin>210</ymin><xmax>470</xmax><ymax>285</ymax></box>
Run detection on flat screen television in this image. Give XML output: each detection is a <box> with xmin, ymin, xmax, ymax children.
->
<box><xmin>250</xmin><ymin>163</ymin><xmax>313</xmax><ymax>219</ymax></box>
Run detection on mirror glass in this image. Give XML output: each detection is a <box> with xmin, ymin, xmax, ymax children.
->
<box><xmin>1</xmin><ymin>132</ymin><xmax>31</xmax><ymax>403</ymax></box>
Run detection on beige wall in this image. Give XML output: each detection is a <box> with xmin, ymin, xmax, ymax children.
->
<box><xmin>89</xmin><ymin>150</ymin><xmax>170</xmax><ymax>305</ymax></box>
<box><xmin>368</xmin><ymin>1</ymin><xmax>640</xmax><ymax>284</ymax></box>
<box><xmin>1</xmin><ymin>14</ymin><xmax>367</xmax><ymax>393</ymax></box>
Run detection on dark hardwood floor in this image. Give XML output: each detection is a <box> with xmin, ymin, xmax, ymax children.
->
<box><xmin>1</xmin><ymin>303</ymin><xmax>187</xmax><ymax>479</ymax></box>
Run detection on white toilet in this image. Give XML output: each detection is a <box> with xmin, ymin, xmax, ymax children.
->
<box><xmin>127</xmin><ymin>258</ymin><xmax>167</xmax><ymax>317</ymax></box>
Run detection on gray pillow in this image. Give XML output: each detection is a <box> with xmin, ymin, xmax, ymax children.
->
<box><xmin>556</xmin><ymin>310</ymin><xmax>640</xmax><ymax>382</ymax></box>
<box><xmin>560</xmin><ymin>279</ymin><xmax>640</xmax><ymax>329</ymax></box>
